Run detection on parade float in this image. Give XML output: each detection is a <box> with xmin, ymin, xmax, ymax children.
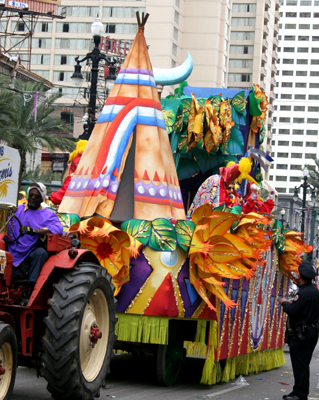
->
<box><xmin>57</xmin><ymin>13</ymin><xmax>311</xmax><ymax>386</ymax></box>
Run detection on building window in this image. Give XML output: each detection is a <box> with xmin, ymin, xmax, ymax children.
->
<box><xmin>62</xmin><ymin>23</ymin><xmax>69</xmax><ymax>33</ymax></box>
<box><xmin>228</xmin><ymin>73</ymin><xmax>251</xmax><ymax>82</ymax></box>
<box><xmin>295</xmin><ymin>94</ymin><xmax>306</xmax><ymax>99</ymax></box>
<box><xmin>295</xmin><ymin>82</ymin><xmax>307</xmax><ymax>87</ymax></box>
<box><xmin>306</xmin><ymin>142</ymin><xmax>317</xmax><ymax>147</ymax></box>
<box><xmin>286</xmin><ymin>12</ymin><xmax>297</xmax><ymax>17</ymax></box>
<box><xmin>309</xmin><ymin>94</ymin><xmax>319</xmax><ymax>99</ymax></box>
<box><xmin>312</xmin><ymin>36</ymin><xmax>319</xmax><ymax>41</ymax></box>
<box><xmin>284</xmin><ymin>47</ymin><xmax>295</xmax><ymax>52</ymax></box>
<box><xmin>279</xmin><ymin>129</ymin><xmax>290</xmax><ymax>134</ymax></box>
<box><xmin>284</xmin><ymin>36</ymin><xmax>296</xmax><ymax>41</ymax></box>
<box><xmin>283</xmin><ymin>59</ymin><xmax>294</xmax><ymax>64</ymax></box>
<box><xmin>312</xmin><ymin>48</ymin><xmax>319</xmax><ymax>52</ymax></box>
<box><xmin>310</xmin><ymin>71</ymin><xmax>319</xmax><ymax>76</ymax></box>
<box><xmin>285</xmin><ymin>24</ymin><xmax>296</xmax><ymax>29</ymax></box>
<box><xmin>299</xmin><ymin>24</ymin><xmax>310</xmax><ymax>29</ymax></box>
<box><xmin>105</xmin><ymin>24</ymin><xmax>116</xmax><ymax>33</ymax></box>
<box><xmin>291</xmin><ymin>165</ymin><xmax>302</xmax><ymax>170</ymax></box>
<box><xmin>230</xmin><ymin>31</ymin><xmax>255</xmax><ymax>40</ymax></box>
<box><xmin>231</xmin><ymin>17</ymin><xmax>256</xmax><ymax>26</ymax></box>
<box><xmin>307</xmin><ymin>118</ymin><xmax>319</xmax><ymax>123</ymax></box>
<box><xmin>42</xmin><ymin>23</ymin><xmax>49</xmax><ymax>32</ymax></box>
<box><xmin>276</xmin><ymin>176</ymin><xmax>288</xmax><ymax>181</ymax></box>
<box><xmin>17</xmin><ymin>22</ymin><xmax>25</xmax><ymax>32</ymax></box>
<box><xmin>229</xmin><ymin>59</ymin><xmax>253</xmax><ymax>68</ymax></box>
<box><xmin>174</xmin><ymin>11</ymin><xmax>179</xmax><ymax>24</ymax></box>
<box><xmin>282</xmin><ymin>82</ymin><xmax>293</xmax><ymax>87</ymax></box>
<box><xmin>292</xmin><ymin>141</ymin><xmax>303</xmax><ymax>146</ymax></box>
<box><xmin>293</xmin><ymin>118</ymin><xmax>305</xmax><ymax>123</ymax></box>
<box><xmin>298</xmin><ymin>36</ymin><xmax>309</xmax><ymax>40</ymax></box>
<box><xmin>278</xmin><ymin>141</ymin><xmax>289</xmax><ymax>145</ymax></box>
<box><xmin>293</xmin><ymin>129</ymin><xmax>303</xmax><ymax>135</ymax></box>
<box><xmin>278</xmin><ymin>153</ymin><xmax>289</xmax><ymax>157</ymax></box>
<box><xmin>307</xmin><ymin>130</ymin><xmax>318</xmax><ymax>134</ymax></box>
<box><xmin>294</xmin><ymin>106</ymin><xmax>306</xmax><ymax>111</ymax></box>
<box><xmin>314</xmin><ymin>12</ymin><xmax>319</xmax><ymax>17</ymax></box>
<box><xmin>287</xmin><ymin>0</ymin><xmax>297</xmax><ymax>4</ymax></box>
<box><xmin>291</xmin><ymin>153</ymin><xmax>303</xmax><ymax>158</ymax></box>
<box><xmin>58</xmin><ymin>72</ymin><xmax>64</xmax><ymax>81</ymax></box>
<box><xmin>229</xmin><ymin>45</ymin><xmax>254</xmax><ymax>54</ymax></box>
<box><xmin>308</xmin><ymin>106</ymin><xmax>319</xmax><ymax>111</ymax></box>
<box><xmin>277</xmin><ymin>164</ymin><xmax>288</xmax><ymax>169</ymax></box>
<box><xmin>313</xmin><ymin>24</ymin><xmax>319</xmax><ymax>28</ymax></box>
<box><xmin>172</xmin><ymin>43</ymin><xmax>177</xmax><ymax>56</ymax></box>
<box><xmin>311</xmin><ymin>59</ymin><xmax>319</xmax><ymax>64</ymax></box>
<box><xmin>232</xmin><ymin>4</ymin><xmax>257</xmax><ymax>12</ymax></box>
<box><xmin>280</xmin><ymin>105</ymin><xmax>291</xmax><ymax>111</ymax></box>
<box><xmin>297</xmin><ymin>47</ymin><xmax>309</xmax><ymax>52</ymax></box>
<box><xmin>283</xmin><ymin>70</ymin><xmax>293</xmax><ymax>75</ymax></box>
<box><xmin>281</xmin><ymin>94</ymin><xmax>292</xmax><ymax>99</ymax></box>
<box><xmin>300</xmin><ymin>12</ymin><xmax>311</xmax><ymax>17</ymax></box>
<box><xmin>310</xmin><ymin>82</ymin><xmax>319</xmax><ymax>88</ymax></box>
<box><xmin>61</xmin><ymin>55</ymin><xmax>67</xmax><ymax>65</ymax></box>
<box><xmin>276</xmin><ymin>188</ymin><xmax>286</xmax><ymax>193</ymax></box>
<box><xmin>279</xmin><ymin>117</ymin><xmax>290</xmax><ymax>122</ymax></box>
<box><xmin>305</xmin><ymin>154</ymin><xmax>316</xmax><ymax>159</ymax></box>
<box><xmin>296</xmin><ymin>70</ymin><xmax>307</xmax><ymax>75</ymax></box>
<box><xmin>300</xmin><ymin>1</ymin><xmax>312</xmax><ymax>4</ymax></box>
<box><xmin>173</xmin><ymin>27</ymin><xmax>178</xmax><ymax>40</ymax></box>
<box><xmin>297</xmin><ymin>59</ymin><xmax>308</xmax><ymax>64</ymax></box>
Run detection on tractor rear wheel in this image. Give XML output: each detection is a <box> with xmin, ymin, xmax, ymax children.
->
<box><xmin>0</xmin><ymin>322</ymin><xmax>17</xmax><ymax>400</ymax></box>
<box><xmin>42</xmin><ymin>263</ymin><xmax>117</xmax><ymax>400</ymax></box>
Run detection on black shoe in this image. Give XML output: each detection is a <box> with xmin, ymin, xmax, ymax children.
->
<box><xmin>283</xmin><ymin>394</ymin><xmax>294</xmax><ymax>400</ymax></box>
<box><xmin>285</xmin><ymin>395</ymin><xmax>304</xmax><ymax>400</ymax></box>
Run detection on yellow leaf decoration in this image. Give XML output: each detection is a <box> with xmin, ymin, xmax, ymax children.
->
<box><xmin>204</xmin><ymin>99</ymin><xmax>222</xmax><ymax>153</ymax></box>
<box><xmin>279</xmin><ymin>230</ymin><xmax>312</xmax><ymax>281</ymax></box>
<box><xmin>250</xmin><ymin>84</ymin><xmax>269</xmax><ymax>133</ymax></box>
<box><xmin>219</xmin><ymin>101</ymin><xmax>235</xmax><ymax>152</ymax></box>
<box><xmin>187</xmin><ymin>92</ymin><xmax>204</xmax><ymax>150</ymax></box>
<box><xmin>69</xmin><ymin>217</ymin><xmax>142</xmax><ymax>295</ymax></box>
<box><xmin>189</xmin><ymin>205</ymin><xmax>271</xmax><ymax>311</ymax></box>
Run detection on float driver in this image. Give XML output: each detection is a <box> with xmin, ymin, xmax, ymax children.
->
<box><xmin>6</xmin><ymin>182</ymin><xmax>63</xmax><ymax>305</ymax></box>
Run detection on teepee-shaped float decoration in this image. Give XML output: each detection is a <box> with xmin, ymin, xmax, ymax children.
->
<box><xmin>59</xmin><ymin>12</ymin><xmax>186</xmax><ymax>221</ymax></box>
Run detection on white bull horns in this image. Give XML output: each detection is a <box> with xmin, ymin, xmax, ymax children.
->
<box><xmin>153</xmin><ymin>52</ymin><xmax>193</xmax><ymax>86</ymax></box>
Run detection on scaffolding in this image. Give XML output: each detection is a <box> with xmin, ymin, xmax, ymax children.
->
<box><xmin>0</xmin><ymin>5</ymin><xmax>65</xmax><ymax>70</ymax></box>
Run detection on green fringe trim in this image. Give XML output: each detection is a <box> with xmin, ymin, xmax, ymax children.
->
<box><xmin>115</xmin><ymin>313</ymin><xmax>169</xmax><ymax>345</ymax></box>
<box><xmin>201</xmin><ymin>347</ymin><xmax>286</xmax><ymax>385</ymax></box>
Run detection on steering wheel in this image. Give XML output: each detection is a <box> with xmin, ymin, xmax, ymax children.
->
<box><xmin>5</xmin><ymin>214</ymin><xmax>23</xmax><ymax>243</ymax></box>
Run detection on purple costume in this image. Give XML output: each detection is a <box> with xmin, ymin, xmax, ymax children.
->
<box><xmin>7</xmin><ymin>204</ymin><xmax>63</xmax><ymax>267</ymax></box>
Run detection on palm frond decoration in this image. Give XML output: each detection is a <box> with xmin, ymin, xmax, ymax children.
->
<box><xmin>0</xmin><ymin>179</ymin><xmax>14</xmax><ymax>198</ymax></box>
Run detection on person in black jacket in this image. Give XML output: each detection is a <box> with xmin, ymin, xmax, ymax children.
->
<box><xmin>280</xmin><ymin>261</ymin><xmax>319</xmax><ymax>400</ymax></box>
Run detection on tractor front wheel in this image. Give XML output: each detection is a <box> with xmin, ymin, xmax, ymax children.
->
<box><xmin>42</xmin><ymin>263</ymin><xmax>117</xmax><ymax>400</ymax></box>
<box><xmin>0</xmin><ymin>322</ymin><xmax>17</xmax><ymax>400</ymax></box>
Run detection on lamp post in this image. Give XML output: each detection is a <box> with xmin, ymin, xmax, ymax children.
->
<box><xmin>71</xmin><ymin>16</ymin><xmax>117</xmax><ymax>140</ymax></box>
<box><xmin>280</xmin><ymin>208</ymin><xmax>285</xmax><ymax>226</ymax></box>
<box><xmin>293</xmin><ymin>167</ymin><xmax>316</xmax><ymax>242</ymax></box>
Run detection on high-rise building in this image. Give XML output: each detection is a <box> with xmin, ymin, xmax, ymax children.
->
<box><xmin>1</xmin><ymin>0</ymin><xmax>280</xmax><ymax>177</ymax></box>
<box><xmin>272</xmin><ymin>0</ymin><xmax>319</xmax><ymax>196</ymax></box>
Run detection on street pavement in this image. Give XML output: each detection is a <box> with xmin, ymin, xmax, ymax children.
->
<box><xmin>11</xmin><ymin>343</ymin><xmax>319</xmax><ymax>400</ymax></box>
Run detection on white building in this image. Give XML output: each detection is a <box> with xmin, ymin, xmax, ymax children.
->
<box><xmin>271</xmin><ymin>0</ymin><xmax>319</xmax><ymax>196</ymax></box>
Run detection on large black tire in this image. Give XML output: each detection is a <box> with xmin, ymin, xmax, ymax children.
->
<box><xmin>156</xmin><ymin>321</ymin><xmax>186</xmax><ymax>387</ymax></box>
<box><xmin>42</xmin><ymin>263</ymin><xmax>117</xmax><ymax>400</ymax></box>
<box><xmin>0</xmin><ymin>322</ymin><xmax>18</xmax><ymax>400</ymax></box>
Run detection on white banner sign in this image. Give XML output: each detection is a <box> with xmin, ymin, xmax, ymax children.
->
<box><xmin>0</xmin><ymin>145</ymin><xmax>20</xmax><ymax>208</ymax></box>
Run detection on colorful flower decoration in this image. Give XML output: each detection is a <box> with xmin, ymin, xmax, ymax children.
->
<box><xmin>69</xmin><ymin>217</ymin><xmax>142</xmax><ymax>295</ymax></box>
<box><xmin>187</xmin><ymin>92</ymin><xmax>205</xmax><ymax>150</ymax></box>
<box><xmin>279</xmin><ymin>230</ymin><xmax>312</xmax><ymax>281</ymax></box>
<box><xmin>188</xmin><ymin>205</ymin><xmax>271</xmax><ymax>311</ymax></box>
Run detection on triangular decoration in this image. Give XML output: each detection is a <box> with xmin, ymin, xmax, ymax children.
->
<box><xmin>144</xmin><ymin>273</ymin><xmax>179</xmax><ymax>317</ymax></box>
<box><xmin>59</xmin><ymin>12</ymin><xmax>186</xmax><ymax>221</ymax></box>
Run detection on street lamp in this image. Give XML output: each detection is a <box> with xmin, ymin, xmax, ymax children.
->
<box><xmin>71</xmin><ymin>16</ymin><xmax>117</xmax><ymax>140</ymax></box>
<box><xmin>280</xmin><ymin>208</ymin><xmax>285</xmax><ymax>225</ymax></box>
<box><xmin>293</xmin><ymin>167</ymin><xmax>316</xmax><ymax>241</ymax></box>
